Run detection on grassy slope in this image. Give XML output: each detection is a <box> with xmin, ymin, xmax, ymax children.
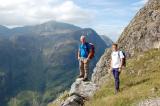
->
<box><xmin>48</xmin><ymin>91</ymin><xmax>69</xmax><ymax>106</ymax></box>
<box><xmin>85</xmin><ymin>49</ymin><xmax>160</xmax><ymax>106</ymax></box>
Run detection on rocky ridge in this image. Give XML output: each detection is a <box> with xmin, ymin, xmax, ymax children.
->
<box><xmin>61</xmin><ymin>78</ymin><xmax>99</xmax><ymax>106</ymax></box>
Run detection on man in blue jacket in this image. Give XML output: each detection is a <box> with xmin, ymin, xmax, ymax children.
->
<box><xmin>78</xmin><ymin>35</ymin><xmax>92</xmax><ymax>81</ymax></box>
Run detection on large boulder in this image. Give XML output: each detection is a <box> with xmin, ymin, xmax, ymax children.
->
<box><xmin>69</xmin><ymin>78</ymin><xmax>99</xmax><ymax>98</ymax></box>
<box><xmin>61</xmin><ymin>95</ymin><xmax>84</xmax><ymax>106</ymax></box>
<box><xmin>61</xmin><ymin>78</ymin><xmax>99</xmax><ymax>106</ymax></box>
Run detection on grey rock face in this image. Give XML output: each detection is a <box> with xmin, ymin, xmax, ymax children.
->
<box><xmin>91</xmin><ymin>48</ymin><xmax>112</xmax><ymax>85</ymax></box>
<box><xmin>92</xmin><ymin>0</ymin><xmax>160</xmax><ymax>85</ymax></box>
<box><xmin>61</xmin><ymin>95</ymin><xmax>84</xmax><ymax>106</ymax></box>
<box><xmin>61</xmin><ymin>78</ymin><xmax>99</xmax><ymax>106</ymax></box>
<box><xmin>69</xmin><ymin>78</ymin><xmax>99</xmax><ymax>98</ymax></box>
<box><xmin>118</xmin><ymin>0</ymin><xmax>160</xmax><ymax>56</ymax></box>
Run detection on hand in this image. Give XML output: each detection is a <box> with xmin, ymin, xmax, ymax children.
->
<box><xmin>119</xmin><ymin>66</ymin><xmax>122</xmax><ymax>72</ymax></box>
<box><xmin>119</xmin><ymin>65</ymin><xmax>122</xmax><ymax>69</ymax></box>
<box><xmin>78</xmin><ymin>57</ymin><xmax>80</xmax><ymax>60</ymax></box>
<box><xmin>84</xmin><ymin>58</ymin><xmax>89</xmax><ymax>64</ymax></box>
<box><xmin>87</xmin><ymin>57</ymin><xmax>90</xmax><ymax>61</ymax></box>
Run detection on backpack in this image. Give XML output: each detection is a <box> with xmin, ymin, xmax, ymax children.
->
<box><xmin>88</xmin><ymin>43</ymin><xmax>95</xmax><ymax>59</ymax></box>
<box><xmin>118</xmin><ymin>51</ymin><xmax>126</xmax><ymax>67</ymax></box>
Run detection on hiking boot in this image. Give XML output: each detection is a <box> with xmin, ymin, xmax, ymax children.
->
<box><xmin>83</xmin><ymin>78</ymin><xmax>89</xmax><ymax>81</ymax></box>
<box><xmin>114</xmin><ymin>89</ymin><xmax>120</xmax><ymax>94</ymax></box>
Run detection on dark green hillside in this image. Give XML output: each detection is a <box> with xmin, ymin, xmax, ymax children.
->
<box><xmin>0</xmin><ymin>21</ymin><xmax>112</xmax><ymax>106</ymax></box>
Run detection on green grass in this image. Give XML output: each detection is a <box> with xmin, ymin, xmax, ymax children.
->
<box><xmin>85</xmin><ymin>49</ymin><xmax>160</xmax><ymax>106</ymax></box>
<box><xmin>48</xmin><ymin>49</ymin><xmax>160</xmax><ymax>106</ymax></box>
<box><xmin>48</xmin><ymin>91</ymin><xmax>69</xmax><ymax>106</ymax></box>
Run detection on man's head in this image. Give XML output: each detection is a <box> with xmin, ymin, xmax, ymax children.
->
<box><xmin>80</xmin><ymin>35</ymin><xmax>86</xmax><ymax>44</ymax></box>
<box><xmin>112</xmin><ymin>43</ymin><xmax>118</xmax><ymax>51</ymax></box>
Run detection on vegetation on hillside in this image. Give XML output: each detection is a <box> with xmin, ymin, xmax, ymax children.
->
<box><xmin>85</xmin><ymin>49</ymin><xmax>160</xmax><ymax>106</ymax></box>
<box><xmin>48</xmin><ymin>91</ymin><xmax>69</xmax><ymax>106</ymax></box>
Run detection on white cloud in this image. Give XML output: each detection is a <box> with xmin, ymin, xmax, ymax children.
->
<box><xmin>0</xmin><ymin>0</ymin><xmax>93</xmax><ymax>26</ymax></box>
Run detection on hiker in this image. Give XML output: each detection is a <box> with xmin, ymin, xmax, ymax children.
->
<box><xmin>110</xmin><ymin>43</ymin><xmax>125</xmax><ymax>94</ymax></box>
<box><xmin>77</xmin><ymin>35</ymin><xmax>94</xmax><ymax>81</ymax></box>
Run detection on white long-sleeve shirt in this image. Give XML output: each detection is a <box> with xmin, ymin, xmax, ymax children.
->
<box><xmin>111</xmin><ymin>51</ymin><xmax>124</xmax><ymax>68</ymax></box>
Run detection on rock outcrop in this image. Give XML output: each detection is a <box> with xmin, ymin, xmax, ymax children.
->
<box><xmin>117</xmin><ymin>0</ymin><xmax>160</xmax><ymax>55</ymax></box>
<box><xmin>61</xmin><ymin>78</ymin><xmax>99</xmax><ymax>106</ymax></box>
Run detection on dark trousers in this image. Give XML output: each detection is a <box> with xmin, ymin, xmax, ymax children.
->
<box><xmin>112</xmin><ymin>68</ymin><xmax>120</xmax><ymax>91</ymax></box>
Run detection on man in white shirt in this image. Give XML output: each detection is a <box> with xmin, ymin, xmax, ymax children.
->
<box><xmin>110</xmin><ymin>43</ymin><xmax>124</xmax><ymax>93</ymax></box>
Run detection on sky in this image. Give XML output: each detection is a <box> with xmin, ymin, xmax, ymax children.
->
<box><xmin>0</xmin><ymin>0</ymin><xmax>148</xmax><ymax>41</ymax></box>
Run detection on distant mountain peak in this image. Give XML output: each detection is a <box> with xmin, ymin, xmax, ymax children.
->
<box><xmin>100</xmin><ymin>35</ymin><xmax>113</xmax><ymax>46</ymax></box>
<box><xmin>0</xmin><ymin>25</ymin><xmax>8</xmax><ymax>29</ymax></box>
<box><xmin>40</xmin><ymin>20</ymin><xmax>81</xmax><ymax>29</ymax></box>
<box><xmin>0</xmin><ymin>25</ymin><xmax>10</xmax><ymax>36</ymax></box>
<box><xmin>9</xmin><ymin>20</ymin><xmax>82</xmax><ymax>36</ymax></box>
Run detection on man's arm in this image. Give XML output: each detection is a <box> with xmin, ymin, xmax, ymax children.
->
<box><xmin>83</xmin><ymin>49</ymin><xmax>92</xmax><ymax>64</ymax></box>
<box><xmin>119</xmin><ymin>51</ymin><xmax>124</xmax><ymax>68</ymax></box>
<box><xmin>78</xmin><ymin>49</ymin><xmax>80</xmax><ymax>60</ymax></box>
<box><xmin>120</xmin><ymin>58</ymin><xmax>123</xmax><ymax>68</ymax></box>
<box><xmin>87</xmin><ymin>49</ymin><xmax>92</xmax><ymax>60</ymax></box>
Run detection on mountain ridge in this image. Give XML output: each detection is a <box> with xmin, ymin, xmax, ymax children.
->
<box><xmin>0</xmin><ymin>21</ymin><xmax>82</xmax><ymax>37</ymax></box>
<box><xmin>100</xmin><ymin>35</ymin><xmax>113</xmax><ymax>47</ymax></box>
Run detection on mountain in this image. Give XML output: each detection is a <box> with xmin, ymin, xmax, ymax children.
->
<box><xmin>50</xmin><ymin>0</ymin><xmax>160</xmax><ymax>106</ymax></box>
<box><xmin>0</xmin><ymin>21</ymin><xmax>111</xmax><ymax>106</ymax></box>
<box><xmin>0</xmin><ymin>25</ymin><xmax>10</xmax><ymax>36</ymax></box>
<box><xmin>100</xmin><ymin>35</ymin><xmax>113</xmax><ymax>47</ymax></box>
<box><xmin>10</xmin><ymin>21</ymin><xmax>81</xmax><ymax>36</ymax></box>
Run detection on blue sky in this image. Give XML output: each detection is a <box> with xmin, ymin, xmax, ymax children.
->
<box><xmin>73</xmin><ymin>0</ymin><xmax>148</xmax><ymax>41</ymax></box>
<box><xmin>0</xmin><ymin>0</ymin><xmax>148</xmax><ymax>41</ymax></box>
